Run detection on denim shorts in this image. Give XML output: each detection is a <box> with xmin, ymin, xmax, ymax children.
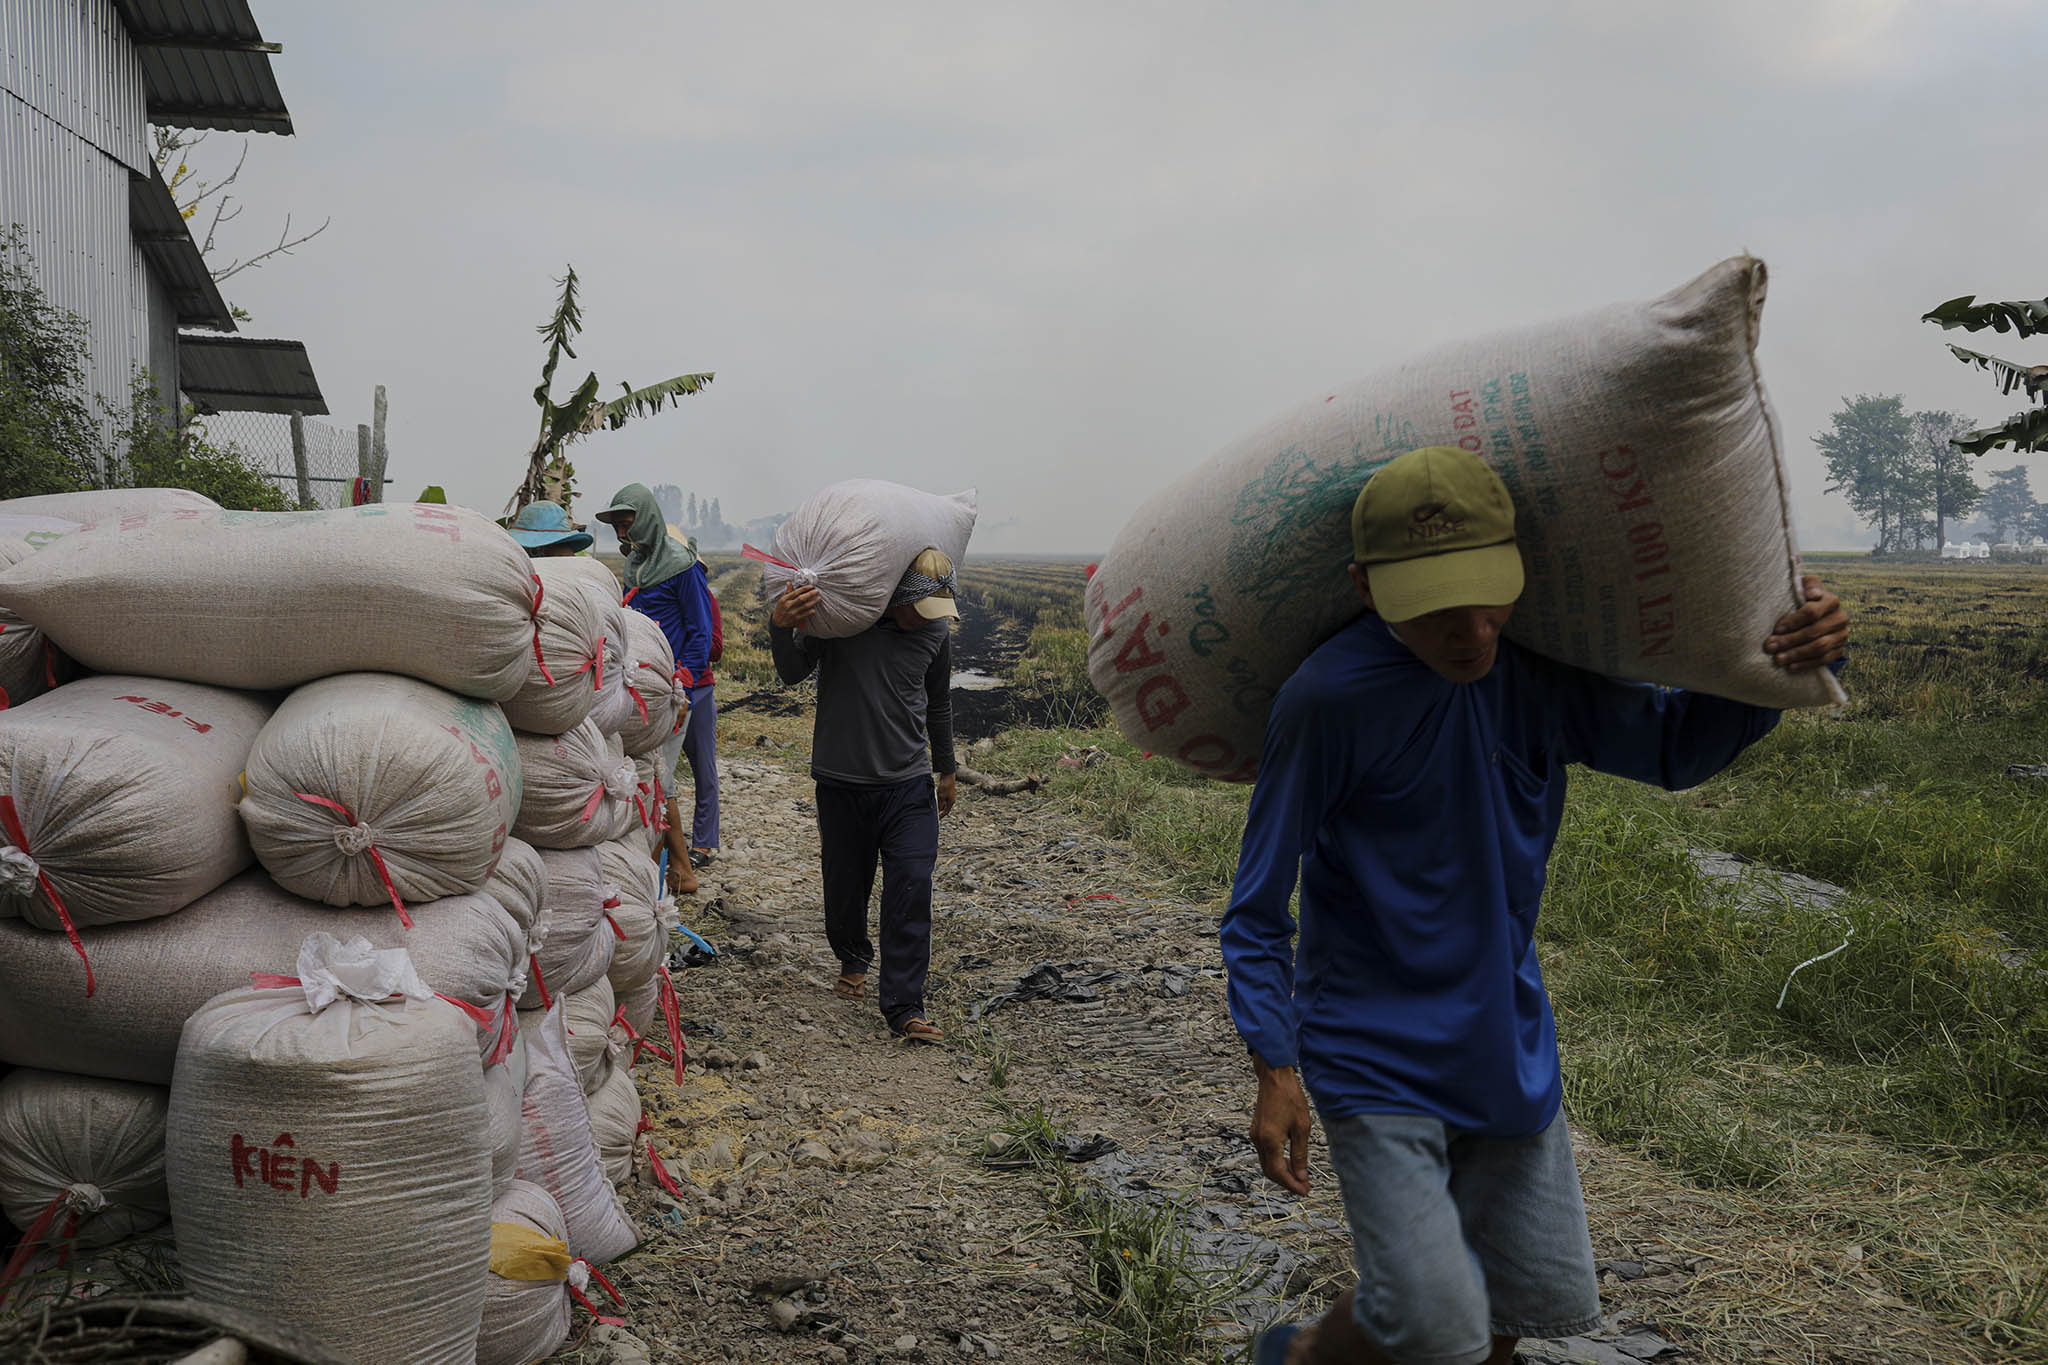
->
<box><xmin>1320</xmin><ymin>1107</ymin><xmax>1602</xmax><ymax>1364</ymax></box>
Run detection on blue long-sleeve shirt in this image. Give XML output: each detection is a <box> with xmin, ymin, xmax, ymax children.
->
<box><xmin>625</xmin><ymin>562</ymin><xmax>715</xmax><ymax>687</ymax></box>
<box><xmin>1220</xmin><ymin>615</ymin><xmax>1781</xmax><ymax>1137</ymax></box>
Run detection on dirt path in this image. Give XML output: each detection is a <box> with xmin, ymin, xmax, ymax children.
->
<box><xmin>578</xmin><ymin>741</ymin><xmax>1979</xmax><ymax>1365</ymax></box>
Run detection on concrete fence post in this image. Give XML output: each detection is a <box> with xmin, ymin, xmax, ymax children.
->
<box><xmin>289</xmin><ymin>412</ymin><xmax>311</xmax><ymax>508</ymax></box>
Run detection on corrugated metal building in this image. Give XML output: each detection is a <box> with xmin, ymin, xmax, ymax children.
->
<box><xmin>0</xmin><ymin>0</ymin><xmax>322</xmax><ymax>424</ymax></box>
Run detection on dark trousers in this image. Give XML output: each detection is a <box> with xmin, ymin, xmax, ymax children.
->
<box><xmin>816</xmin><ymin>776</ymin><xmax>937</xmax><ymax>1029</ymax></box>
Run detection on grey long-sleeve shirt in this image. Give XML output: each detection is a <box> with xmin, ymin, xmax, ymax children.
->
<box><xmin>771</xmin><ymin>617</ymin><xmax>956</xmax><ymax>786</ymax></box>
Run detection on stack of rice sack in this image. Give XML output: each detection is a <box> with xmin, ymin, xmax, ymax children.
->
<box><xmin>0</xmin><ymin>495</ymin><xmax>638</xmax><ymax>1360</ymax></box>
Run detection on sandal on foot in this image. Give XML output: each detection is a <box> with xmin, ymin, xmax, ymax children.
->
<box><xmin>689</xmin><ymin>848</ymin><xmax>714</xmax><ymax>868</ymax></box>
<box><xmin>895</xmin><ymin>1017</ymin><xmax>945</xmax><ymax>1043</ymax></box>
<box><xmin>832</xmin><ymin>974</ymin><xmax>866</xmax><ymax>1000</ymax></box>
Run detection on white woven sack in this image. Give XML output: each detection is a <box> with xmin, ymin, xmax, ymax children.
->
<box><xmin>512</xmin><ymin>718</ymin><xmax>637</xmax><ymax>850</ymax></box>
<box><xmin>546</xmin><ymin>555</ymin><xmax>623</xmax><ymax>603</ymax></box>
<box><xmin>1086</xmin><ymin>257</ymin><xmax>1846</xmax><ymax>782</ymax></box>
<box><xmin>618</xmin><ymin>975</ymin><xmax>661</xmax><ymax>1043</ymax></box>
<box><xmin>477</xmin><ymin>1179</ymin><xmax>572</xmax><ymax>1365</ymax></box>
<box><xmin>0</xmin><ymin>1070</ymin><xmax>169</xmax><ymax>1250</ymax></box>
<box><xmin>587</xmin><ymin>1060</ymin><xmax>641</xmax><ymax>1187</ymax></box>
<box><xmin>0</xmin><ymin>488</ymin><xmax>217</xmax><ymax>524</ymax></box>
<box><xmin>613</xmin><ymin>609</ymin><xmax>684</xmax><ymax>757</ymax></box>
<box><xmin>513</xmin><ymin>1003</ymin><xmax>637</xmax><ymax>1265</ymax></box>
<box><xmin>0</xmin><ymin>676</ymin><xmax>274</xmax><ymax>940</ymax></box>
<box><xmin>0</xmin><ymin>516</ymin><xmax>78</xmax><ymax>712</ymax></box>
<box><xmin>597</xmin><ymin>840</ymin><xmax>664</xmax><ymax>1002</ymax></box>
<box><xmin>0</xmin><ymin>503</ymin><xmax>542</xmax><ymax>700</ymax></box>
<box><xmin>0</xmin><ymin>871</ymin><xmax>523</xmax><ymax>1085</ymax></box>
<box><xmin>482</xmin><ymin>836</ymin><xmax>548</xmax><ymax>950</ymax></box>
<box><xmin>518</xmin><ymin>847</ymin><xmax>617</xmax><ymax>1010</ymax></box>
<box><xmin>501</xmin><ymin>559</ymin><xmax>610</xmax><ymax>735</ymax></box>
<box><xmin>584</xmin><ymin>595</ymin><xmax>638</xmax><ymax>737</ymax></box>
<box><xmin>760</xmin><ymin>479</ymin><xmax>976</xmax><ymax>638</ymax></box>
<box><xmin>485</xmin><ymin>1031</ymin><xmax>529</xmax><ymax>1195</ymax></box>
<box><xmin>561</xmin><ymin>977</ymin><xmax>621</xmax><ymax>1095</ymax></box>
<box><xmin>239</xmin><ymin>674</ymin><xmax>522</xmax><ymax>913</ymax></box>
<box><xmin>630</xmin><ymin>752</ymin><xmax>669</xmax><ymax>856</ymax></box>
<box><xmin>166</xmin><ymin>936</ymin><xmax>494</xmax><ymax>1364</ymax></box>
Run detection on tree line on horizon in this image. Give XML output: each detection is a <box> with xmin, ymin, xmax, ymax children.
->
<box><xmin>1818</xmin><ymin>396</ymin><xmax>2048</xmax><ymax>552</ymax></box>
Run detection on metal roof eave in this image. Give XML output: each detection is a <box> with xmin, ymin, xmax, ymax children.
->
<box><xmin>177</xmin><ymin>332</ymin><xmax>326</xmax><ymax>415</ymax></box>
<box><xmin>111</xmin><ymin>0</ymin><xmax>294</xmax><ymax>135</ymax></box>
<box><xmin>129</xmin><ymin>168</ymin><xmax>236</xmax><ymax>331</ymax></box>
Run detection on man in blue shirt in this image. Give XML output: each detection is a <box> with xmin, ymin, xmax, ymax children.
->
<box><xmin>1232</xmin><ymin>447</ymin><xmax>1848</xmax><ymax>1365</ymax></box>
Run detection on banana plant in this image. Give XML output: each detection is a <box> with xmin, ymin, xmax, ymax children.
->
<box><xmin>506</xmin><ymin>266</ymin><xmax>714</xmax><ymax>517</ymax></box>
<box><xmin>1923</xmin><ymin>294</ymin><xmax>2048</xmax><ymax>453</ymax></box>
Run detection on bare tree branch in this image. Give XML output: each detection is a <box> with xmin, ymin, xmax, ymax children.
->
<box><xmin>212</xmin><ymin>213</ymin><xmax>331</xmax><ymax>284</ymax></box>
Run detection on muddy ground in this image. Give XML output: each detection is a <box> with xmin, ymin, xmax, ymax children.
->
<box><xmin>557</xmin><ymin>717</ymin><xmax>1978</xmax><ymax>1365</ymax></box>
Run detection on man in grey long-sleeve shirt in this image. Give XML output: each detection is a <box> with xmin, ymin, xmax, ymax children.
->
<box><xmin>770</xmin><ymin>547</ymin><xmax>959</xmax><ymax>1041</ymax></box>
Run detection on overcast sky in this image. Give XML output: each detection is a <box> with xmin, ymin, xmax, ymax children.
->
<box><xmin>200</xmin><ymin>0</ymin><xmax>2048</xmax><ymax>553</ymax></box>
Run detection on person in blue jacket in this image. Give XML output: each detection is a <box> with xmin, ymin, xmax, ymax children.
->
<box><xmin>1234</xmin><ymin>447</ymin><xmax>1849</xmax><ymax>1365</ymax></box>
<box><xmin>594</xmin><ymin>484</ymin><xmax>719</xmax><ymax>897</ymax></box>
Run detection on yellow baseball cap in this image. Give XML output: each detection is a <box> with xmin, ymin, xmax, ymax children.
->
<box><xmin>1352</xmin><ymin>446</ymin><xmax>1524</xmax><ymax>623</ymax></box>
<box><xmin>897</xmin><ymin>547</ymin><xmax>961</xmax><ymax>621</ymax></box>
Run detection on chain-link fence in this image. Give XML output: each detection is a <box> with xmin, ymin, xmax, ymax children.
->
<box><xmin>194</xmin><ymin>410</ymin><xmax>395</xmax><ymax>510</ymax></box>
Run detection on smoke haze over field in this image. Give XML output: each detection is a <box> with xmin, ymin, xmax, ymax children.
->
<box><xmin>200</xmin><ymin>2</ymin><xmax>2048</xmax><ymax>552</ymax></box>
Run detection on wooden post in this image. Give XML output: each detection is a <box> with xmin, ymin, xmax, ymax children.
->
<box><xmin>371</xmin><ymin>384</ymin><xmax>389</xmax><ymax>502</ymax></box>
<box><xmin>289</xmin><ymin>412</ymin><xmax>311</xmax><ymax>508</ymax></box>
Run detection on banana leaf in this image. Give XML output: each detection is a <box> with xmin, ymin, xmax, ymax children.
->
<box><xmin>1922</xmin><ymin>294</ymin><xmax>2048</xmax><ymax>337</ymax></box>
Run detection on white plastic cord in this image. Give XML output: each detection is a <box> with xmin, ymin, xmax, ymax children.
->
<box><xmin>1775</xmin><ymin>918</ymin><xmax>1855</xmax><ymax>1010</ymax></box>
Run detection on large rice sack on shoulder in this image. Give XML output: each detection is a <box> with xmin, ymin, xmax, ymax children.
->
<box><xmin>613</xmin><ymin>609</ymin><xmax>683</xmax><ymax>757</ymax></box>
<box><xmin>513</xmin><ymin>1004</ymin><xmax>637</xmax><ymax>1265</ymax></box>
<box><xmin>0</xmin><ymin>1070</ymin><xmax>168</xmax><ymax>1254</ymax></box>
<box><xmin>0</xmin><ymin>503</ymin><xmax>542</xmax><ymax>700</ymax></box>
<box><xmin>477</xmin><ymin>1179</ymin><xmax>573</xmax><ymax>1365</ymax></box>
<box><xmin>0</xmin><ymin>871</ymin><xmax>522</xmax><ymax>1084</ymax></box>
<box><xmin>587</xmin><ymin>1060</ymin><xmax>641</xmax><ymax>1187</ymax></box>
<box><xmin>1085</xmin><ymin>256</ymin><xmax>1846</xmax><ymax>782</ymax></box>
<box><xmin>483</xmin><ymin>836</ymin><xmax>548</xmax><ymax>949</ymax></box>
<box><xmin>167</xmin><ymin>936</ymin><xmax>494</xmax><ymax>1364</ymax></box>
<box><xmin>239</xmin><ymin>675</ymin><xmax>521</xmax><ymax>914</ymax></box>
<box><xmin>0</xmin><ymin>488</ymin><xmax>217</xmax><ymax>523</ymax></box>
<box><xmin>513</xmin><ymin>718</ymin><xmax>637</xmax><ymax>849</ymax></box>
<box><xmin>756</xmin><ymin>479</ymin><xmax>975</xmax><ymax>638</ymax></box>
<box><xmin>0</xmin><ymin>677</ymin><xmax>273</xmax><ymax>954</ymax></box>
<box><xmin>502</xmin><ymin>560</ymin><xmax>609</xmax><ymax>735</ymax></box>
<box><xmin>518</xmin><ymin>847</ymin><xmax>616</xmax><ymax>1008</ymax></box>
<box><xmin>0</xmin><ymin>517</ymin><xmax>78</xmax><ymax>712</ymax></box>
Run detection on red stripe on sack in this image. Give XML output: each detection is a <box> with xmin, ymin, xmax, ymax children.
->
<box><xmin>612</xmin><ymin>1005</ymin><xmax>674</xmax><ymax>1069</ymax></box>
<box><xmin>633</xmin><ymin>790</ymin><xmax>650</xmax><ymax>829</ymax></box>
<box><xmin>293</xmin><ymin>792</ymin><xmax>412</xmax><ymax>929</ymax></box>
<box><xmin>628</xmin><ymin>686</ymin><xmax>650</xmax><ymax>726</ymax></box>
<box><xmin>487</xmin><ymin>997</ymin><xmax>518</xmax><ymax>1064</ymax></box>
<box><xmin>635</xmin><ymin>1115</ymin><xmax>685</xmax><ymax>1198</ymax></box>
<box><xmin>605</xmin><ymin>912</ymin><xmax>625</xmax><ymax>940</ymax></box>
<box><xmin>0</xmin><ymin>795</ymin><xmax>92</xmax><ymax>996</ymax></box>
<box><xmin>0</xmin><ymin>1188</ymin><xmax>84</xmax><ymax>1305</ymax></box>
<box><xmin>250</xmin><ymin>972</ymin><xmax>302</xmax><ymax>989</ymax></box>
<box><xmin>741</xmin><ymin>543</ymin><xmax>796</xmax><ymax>570</ymax></box>
<box><xmin>529</xmin><ymin>953</ymin><xmax>552</xmax><ymax>1009</ymax></box>
<box><xmin>579</xmin><ymin>783</ymin><xmax>607</xmax><ymax>823</ymax></box>
<box><xmin>529</xmin><ymin>574</ymin><xmax>557</xmax><ymax>687</ymax></box>
<box><xmin>435</xmin><ymin>992</ymin><xmax>495</xmax><ymax>1028</ymax></box>
<box><xmin>659</xmin><ymin>964</ymin><xmax>686</xmax><ymax>1084</ymax></box>
<box><xmin>622</xmin><ymin>587</ymin><xmax>638</xmax><ymax>606</ymax></box>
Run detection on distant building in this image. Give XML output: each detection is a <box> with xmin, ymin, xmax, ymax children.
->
<box><xmin>1941</xmin><ymin>540</ymin><xmax>1991</xmax><ymax>560</ymax></box>
<box><xmin>0</xmin><ymin>0</ymin><xmax>324</xmax><ymax>432</ymax></box>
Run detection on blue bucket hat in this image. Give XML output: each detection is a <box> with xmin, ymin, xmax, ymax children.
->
<box><xmin>507</xmin><ymin>500</ymin><xmax>594</xmax><ymax>554</ymax></box>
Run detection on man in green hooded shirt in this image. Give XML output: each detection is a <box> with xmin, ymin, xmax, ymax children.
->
<box><xmin>595</xmin><ymin>484</ymin><xmax>722</xmax><ymax>895</ymax></box>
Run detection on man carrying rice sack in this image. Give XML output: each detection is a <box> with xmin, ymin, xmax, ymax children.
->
<box><xmin>594</xmin><ymin>485</ymin><xmax>719</xmax><ymax>897</ymax></box>
<box><xmin>769</xmin><ymin>549</ymin><xmax>960</xmax><ymax>1043</ymax></box>
<box><xmin>1233</xmin><ymin>447</ymin><xmax>1849</xmax><ymax>1365</ymax></box>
